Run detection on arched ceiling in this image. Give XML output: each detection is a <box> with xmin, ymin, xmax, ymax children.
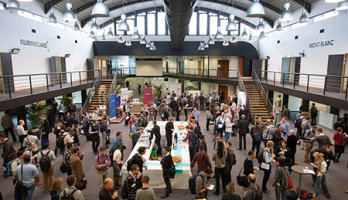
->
<box><xmin>37</xmin><ymin>0</ymin><xmax>318</xmax><ymax>28</ymax></box>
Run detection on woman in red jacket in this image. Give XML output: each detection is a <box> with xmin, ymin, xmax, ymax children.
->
<box><xmin>333</xmin><ymin>127</ymin><xmax>347</xmax><ymax>163</ymax></box>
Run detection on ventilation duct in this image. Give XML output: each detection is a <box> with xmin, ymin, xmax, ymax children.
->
<box><xmin>163</xmin><ymin>0</ymin><xmax>196</xmax><ymax>51</ymax></box>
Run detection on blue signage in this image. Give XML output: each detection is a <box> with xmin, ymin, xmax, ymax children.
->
<box><xmin>116</xmin><ymin>96</ymin><xmax>121</xmax><ymax>106</ymax></box>
<box><xmin>110</xmin><ymin>94</ymin><xmax>116</xmax><ymax>119</ymax></box>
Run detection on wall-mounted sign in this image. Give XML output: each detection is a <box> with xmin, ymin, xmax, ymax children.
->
<box><xmin>20</xmin><ymin>39</ymin><xmax>48</xmax><ymax>48</ymax></box>
<box><xmin>309</xmin><ymin>40</ymin><xmax>334</xmax><ymax>48</ymax></box>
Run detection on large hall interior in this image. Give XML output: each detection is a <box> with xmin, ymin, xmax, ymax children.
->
<box><xmin>0</xmin><ymin>0</ymin><xmax>348</xmax><ymax>200</ymax></box>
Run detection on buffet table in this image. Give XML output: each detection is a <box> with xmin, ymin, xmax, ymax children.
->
<box><xmin>121</xmin><ymin>121</ymin><xmax>191</xmax><ymax>189</ymax></box>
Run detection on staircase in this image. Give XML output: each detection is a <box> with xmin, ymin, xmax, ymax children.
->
<box><xmin>88</xmin><ymin>80</ymin><xmax>112</xmax><ymax>113</ymax></box>
<box><xmin>243</xmin><ymin>77</ymin><xmax>273</xmax><ymax>123</ymax></box>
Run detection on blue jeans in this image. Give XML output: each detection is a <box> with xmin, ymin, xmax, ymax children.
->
<box><xmin>225</xmin><ymin>132</ymin><xmax>231</xmax><ymax>142</ymax></box>
<box><xmin>22</xmin><ymin>184</ymin><xmax>35</xmax><ymax>200</ymax></box>
<box><xmin>315</xmin><ymin>175</ymin><xmax>328</xmax><ymax>197</ymax></box>
<box><xmin>275</xmin><ymin>185</ymin><xmax>286</xmax><ymax>200</ymax></box>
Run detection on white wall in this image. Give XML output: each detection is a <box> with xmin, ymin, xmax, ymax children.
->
<box><xmin>136</xmin><ymin>61</ymin><xmax>163</xmax><ymax>76</ymax></box>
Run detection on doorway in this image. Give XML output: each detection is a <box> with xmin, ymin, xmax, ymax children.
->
<box><xmin>281</xmin><ymin>57</ymin><xmax>301</xmax><ymax>85</ymax></box>
<box><xmin>198</xmin><ymin>60</ymin><xmax>202</xmax><ymax>76</ymax></box>
<box><xmin>340</xmin><ymin>54</ymin><xmax>348</xmax><ymax>93</ymax></box>
<box><xmin>326</xmin><ymin>54</ymin><xmax>344</xmax><ymax>93</ymax></box>
<box><xmin>0</xmin><ymin>53</ymin><xmax>14</xmax><ymax>93</ymax></box>
<box><xmin>179</xmin><ymin>61</ymin><xmax>184</xmax><ymax>74</ymax></box>
<box><xmin>166</xmin><ymin>62</ymin><xmax>169</xmax><ymax>73</ymax></box>
<box><xmin>238</xmin><ymin>57</ymin><xmax>244</xmax><ymax>76</ymax></box>
<box><xmin>218</xmin><ymin>60</ymin><xmax>229</xmax><ymax>78</ymax></box>
<box><xmin>218</xmin><ymin>85</ymin><xmax>228</xmax><ymax>101</ymax></box>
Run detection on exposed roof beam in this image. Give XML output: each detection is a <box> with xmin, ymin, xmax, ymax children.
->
<box><xmin>44</xmin><ymin>0</ymin><xmax>64</xmax><ymax>14</ymax></box>
<box><xmin>292</xmin><ymin>0</ymin><xmax>312</xmax><ymax>13</ymax></box>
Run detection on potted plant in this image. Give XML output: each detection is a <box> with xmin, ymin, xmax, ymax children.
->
<box><xmin>26</xmin><ymin>102</ymin><xmax>51</xmax><ymax>139</ymax></box>
<box><xmin>59</xmin><ymin>96</ymin><xmax>74</xmax><ymax>109</ymax></box>
<box><xmin>184</xmin><ymin>86</ymin><xmax>198</xmax><ymax>91</ymax></box>
<box><xmin>153</xmin><ymin>84</ymin><xmax>164</xmax><ymax>98</ymax></box>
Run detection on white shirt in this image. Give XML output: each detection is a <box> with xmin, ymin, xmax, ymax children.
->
<box><xmin>23</xmin><ymin>135</ymin><xmax>39</xmax><ymax>152</ymax></box>
<box><xmin>63</xmin><ymin>132</ymin><xmax>74</xmax><ymax>145</ymax></box>
<box><xmin>225</xmin><ymin>118</ymin><xmax>233</xmax><ymax>133</ymax></box>
<box><xmin>113</xmin><ymin>149</ymin><xmax>123</xmax><ymax>164</ymax></box>
<box><xmin>17</xmin><ymin>125</ymin><xmax>26</xmax><ymax>136</ymax></box>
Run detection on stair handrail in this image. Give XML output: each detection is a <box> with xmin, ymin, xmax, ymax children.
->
<box><xmin>78</xmin><ymin>70</ymin><xmax>102</xmax><ymax>121</ymax></box>
<box><xmin>252</xmin><ymin>69</ymin><xmax>273</xmax><ymax>115</ymax></box>
<box><xmin>104</xmin><ymin>72</ymin><xmax>119</xmax><ymax>116</ymax></box>
<box><xmin>237</xmin><ymin>71</ymin><xmax>257</xmax><ymax>124</ymax></box>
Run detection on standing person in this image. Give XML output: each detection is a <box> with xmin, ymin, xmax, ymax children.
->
<box><xmin>199</xmin><ymin>93</ymin><xmax>205</xmax><ymax>111</ymax></box>
<box><xmin>113</xmin><ymin>145</ymin><xmax>126</xmax><ymax>188</ymax></box>
<box><xmin>0</xmin><ymin>133</ymin><xmax>17</xmax><ymax>170</ymax></box>
<box><xmin>149</xmin><ymin>104</ymin><xmax>156</xmax><ymax>121</ymax></box>
<box><xmin>275</xmin><ymin>95</ymin><xmax>282</xmax><ymax>107</ymax></box>
<box><xmin>150</xmin><ymin>120</ymin><xmax>162</xmax><ymax>156</ymax></box>
<box><xmin>260</xmin><ymin>141</ymin><xmax>276</xmax><ymax>194</ymax></box>
<box><xmin>40</xmin><ymin>115</ymin><xmax>52</xmax><ymax>146</ymax></box>
<box><xmin>112</xmin><ymin>132</ymin><xmax>123</xmax><ymax>151</ymax></box>
<box><xmin>135</xmin><ymin>175</ymin><xmax>156</xmax><ymax>200</ymax></box>
<box><xmin>1</xmin><ymin>111</ymin><xmax>16</xmax><ymax>142</ymax></box>
<box><xmin>126</xmin><ymin>79</ymin><xmax>130</xmax><ymax>89</ymax></box>
<box><xmin>303</xmin><ymin>126</ymin><xmax>317</xmax><ymax>163</ymax></box>
<box><xmin>238</xmin><ymin>115</ymin><xmax>249</xmax><ymax>150</ymax></box>
<box><xmin>99</xmin><ymin>178</ymin><xmax>118</xmax><ymax>200</ymax></box>
<box><xmin>165</xmin><ymin>118</ymin><xmax>175</xmax><ymax>147</ymax></box>
<box><xmin>206</xmin><ymin>107</ymin><xmax>213</xmax><ymax>131</ymax></box>
<box><xmin>50</xmin><ymin>178</ymin><xmax>63</xmax><ymax>200</ymax></box>
<box><xmin>191</xmin><ymin>145</ymin><xmax>212</xmax><ymax>174</ymax></box>
<box><xmin>222</xmin><ymin>182</ymin><xmax>241</xmax><ymax>200</ymax></box>
<box><xmin>273</xmin><ymin>126</ymin><xmax>285</xmax><ymax>152</ymax></box>
<box><xmin>59</xmin><ymin>175</ymin><xmax>85</xmax><ymax>200</ymax></box>
<box><xmin>225</xmin><ymin>115</ymin><xmax>233</xmax><ymax>143</ymax></box>
<box><xmin>263</xmin><ymin>119</ymin><xmax>274</xmax><ymax>148</ymax></box>
<box><xmin>182</xmin><ymin>125</ymin><xmax>194</xmax><ymax>161</ymax></box>
<box><xmin>100</xmin><ymin>117</ymin><xmax>109</xmax><ymax>148</ymax></box>
<box><xmin>38</xmin><ymin>143</ymin><xmax>56</xmax><ymax>192</ymax></box>
<box><xmin>14</xmin><ymin>154</ymin><xmax>40</xmax><ymax>200</ymax></box>
<box><xmin>272</xmin><ymin>157</ymin><xmax>289</xmax><ymax>200</ymax></box>
<box><xmin>89</xmin><ymin>121</ymin><xmax>100</xmax><ymax>155</ymax></box>
<box><xmin>212</xmin><ymin>141</ymin><xmax>227</xmax><ymax>195</ymax></box>
<box><xmin>312</xmin><ymin>152</ymin><xmax>329</xmax><ymax>198</ymax></box>
<box><xmin>12</xmin><ymin>150</ymin><xmax>24</xmax><ymax>199</ymax></box>
<box><xmin>282</xmin><ymin>105</ymin><xmax>290</xmax><ymax>119</ymax></box>
<box><xmin>95</xmin><ymin>147</ymin><xmax>111</xmax><ymax>190</ymax></box>
<box><xmin>138</xmin><ymin>84</ymin><xmax>141</xmax><ymax>95</ymax></box>
<box><xmin>17</xmin><ymin>120</ymin><xmax>27</xmax><ymax>148</ymax></box>
<box><xmin>310</xmin><ymin>103</ymin><xmax>318</xmax><ymax>126</ymax></box>
<box><xmin>192</xmin><ymin>107</ymin><xmax>200</xmax><ymax>122</ymax></box>
<box><xmin>277</xmin><ymin>117</ymin><xmax>291</xmax><ymax>139</ymax></box>
<box><xmin>125</xmin><ymin>164</ymin><xmax>143</xmax><ymax>200</ymax></box>
<box><xmin>333</xmin><ymin>127</ymin><xmax>347</xmax><ymax>163</ymax></box>
<box><xmin>243</xmin><ymin>151</ymin><xmax>258</xmax><ymax>176</ymax></box>
<box><xmin>70</xmin><ymin>146</ymin><xmax>85</xmax><ymax>182</ymax></box>
<box><xmin>53</xmin><ymin>122</ymin><xmax>64</xmax><ymax>156</ymax></box>
<box><xmin>287</xmin><ymin>130</ymin><xmax>298</xmax><ymax>166</ymax></box>
<box><xmin>225</xmin><ymin>142</ymin><xmax>236</xmax><ymax>184</ymax></box>
<box><xmin>58</xmin><ymin>101</ymin><xmax>65</xmax><ymax>121</ymax></box>
<box><xmin>273</xmin><ymin>103</ymin><xmax>282</xmax><ymax>126</ymax></box>
<box><xmin>251</xmin><ymin>122</ymin><xmax>262</xmax><ymax>156</ymax></box>
<box><xmin>63</xmin><ymin>143</ymin><xmax>74</xmax><ymax>176</ymax></box>
<box><xmin>232</xmin><ymin>108</ymin><xmax>239</xmax><ymax>137</ymax></box>
<box><xmin>195</xmin><ymin>167</ymin><xmax>214</xmax><ymax>199</ymax></box>
<box><xmin>159</xmin><ymin>146</ymin><xmax>174</xmax><ymax>198</ymax></box>
<box><xmin>242</xmin><ymin>174</ymin><xmax>262</xmax><ymax>200</ymax></box>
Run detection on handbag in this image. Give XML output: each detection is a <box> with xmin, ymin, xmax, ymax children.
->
<box><xmin>60</xmin><ymin>162</ymin><xmax>67</xmax><ymax>173</ymax></box>
<box><xmin>75</xmin><ymin>179</ymin><xmax>87</xmax><ymax>190</ymax></box>
<box><xmin>163</xmin><ymin>161</ymin><xmax>176</xmax><ymax>179</ymax></box>
<box><xmin>236</xmin><ymin>162</ymin><xmax>249</xmax><ymax>187</ymax></box>
<box><xmin>15</xmin><ymin>165</ymin><xmax>26</xmax><ymax>195</ymax></box>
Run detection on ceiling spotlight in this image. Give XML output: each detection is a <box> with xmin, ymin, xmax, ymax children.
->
<box><xmin>226</xmin><ymin>14</ymin><xmax>237</xmax><ymax>31</ymax></box>
<box><xmin>198</xmin><ymin>42</ymin><xmax>205</xmax><ymax>50</ymax></box>
<box><xmin>256</xmin><ymin>18</ymin><xmax>265</xmax><ymax>31</ymax></box>
<box><xmin>107</xmin><ymin>27</ymin><xmax>113</xmax><ymax>38</ymax></box>
<box><xmin>92</xmin><ymin>0</ymin><xmax>110</xmax><ymax>18</ymax></box>
<box><xmin>118</xmin><ymin>35</ymin><xmax>125</xmax><ymax>43</ymax></box>
<box><xmin>241</xmin><ymin>28</ymin><xmax>248</xmax><ymax>39</ymax></box>
<box><xmin>118</xmin><ymin>14</ymin><xmax>129</xmax><ymax>32</ymax></box>
<box><xmin>280</xmin><ymin>3</ymin><xmax>293</xmax><ymax>22</ymax></box>
<box><xmin>63</xmin><ymin>2</ymin><xmax>76</xmax><ymax>23</ymax></box>
<box><xmin>47</xmin><ymin>10</ymin><xmax>57</xmax><ymax>23</ymax></box>
<box><xmin>208</xmin><ymin>36</ymin><xmax>215</xmax><ymax>45</ymax></box>
<box><xmin>336</xmin><ymin>0</ymin><xmax>348</xmax><ymax>10</ymax></box>
<box><xmin>6</xmin><ymin>0</ymin><xmax>20</xmax><ymax>10</ymax></box>
<box><xmin>259</xmin><ymin>31</ymin><xmax>266</xmax><ymax>39</ymax></box>
<box><xmin>325</xmin><ymin>0</ymin><xmax>344</xmax><ymax>3</ymax></box>
<box><xmin>222</xmin><ymin>40</ymin><xmax>229</xmax><ymax>46</ymax></box>
<box><xmin>299</xmin><ymin>10</ymin><xmax>309</xmax><ymax>24</ymax></box>
<box><xmin>73</xmin><ymin>22</ymin><xmax>80</xmax><ymax>31</ymax></box>
<box><xmin>276</xmin><ymin>21</ymin><xmax>283</xmax><ymax>32</ymax></box>
<box><xmin>230</xmin><ymin>36</ymin><xmax>237</xmax><ymax>43</ymax></box>
<box><xmin>215</xmin><ymin>27</ymin><xmax>223</xmax><ymax>40</ymax></box>
<box><xmin>146</xmin><ymin>41</ymin><xmax>151</xmax><ymax>48</ymax></box>
<box><xmin>90</xmin><ymin>31</ymin><xmax>95</xmax><ymax>36</ymax></box>
<box><xmin>125</xmin><ymin>40</ymin><xmax>132</xmax><ymax>46</ymax></box>
<box><xmin>247</xmin><ymin>0</ymin><xmax>265</xmax><ymax>18</ymax></box>
<box><xmin>140</xmin><ymin>36</ymin><xmax>146</xmax><ymax>44</ymax></box>
<box><xmin>204</xmin><ymin>40</ymin><xmax>209</xmax><ymax>48</ymax></box>
<box><xmin>132</xmin><ymin>27</ymin><xmax>141</xmax><ymax>40</ymax></box>
<box><xmin>90</xmin><ymin>18</ymin><xmax>99</xmax><ymax>31</ymax></box>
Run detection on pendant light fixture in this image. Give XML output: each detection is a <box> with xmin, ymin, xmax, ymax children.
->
<box><xmin>125</xmin><ymin>40</ymin><xmax>132</xmax><ymax>46</ymax></box>
<box><xmin>140</xmin><ymin>36</ymin><xmax>146</xmax><ymax>44</ymax></box>
<box><xmin>249</xmin><ymin>34</ymin><xmax>253</xmax><ymax>40</ymax></box>
<box><xmin>118</xmin><ymin>14</ymin><xmax>130</xmax><ymax>32</ymax></box>
<box><xmin>336</xmin><ymin>0</ymin><xmax>348</xmax><ymax>10</ymax></box>
<box><xmin>73</xmin><ymin>22</ymin><xmax>80</xmax><ymax>31</ymax></box>
<box><xmin>102</xmin><ymin>33</ymin><xmax>106</xmax><ymax>41</ymax></box>
<box><xmin>198</xmin><ymin>42</ymin><xmax>205</xmax><ymax>50</ymax></box>
<box><xmin>325</xmin><ymin>0</ymin><xmax>344</xmax><ymax>3</ymax></box>
<box><xmin>226</xmin><ymin>14</ymin><xmax>237</xmax><ymax>31</ymax></box>
<box><xmin>146</xmin><ymin>41</ymin><xmax>151</xmax><ymax>48</ymax></box>
<box><xmin>132</xmin><ymin>27</ymin><xmax>141</xmax><ymax>40</ymax></box>
<box><xmin>276</xmin><ymin>21</ymin><xmax>283</xmax><ymax>32</ymax></box>
<box><xmin>90</xmin><ymin>18</ymin><xmax>99</xmax><ymax>31</ymax></box>
<box><xmin>241</xmin><ymin>28</ymin><xmax>248</xmax><ymax>39</ymax></box>
<box><xmin>247</xmin><ymin>0</ymin><xmax>265</xmax><ymax>18</ymax></box>
<box><xmin>92</xmin><ymin>0</ymin><xmax>110</xmax><ymax>18</ymax></box>
<box><xmin>230</xmin><ymin>35</ymin><xmax>237</xmax><ymax>43</ymax></box>
<box><xmin>63</xmin><ymin>2</ymin><xmax>76</xmax><ymax>23</ymax></box>
<box><xmin>208</xmin><ymin>35</ymin><xmax>215</xmax><ymax>45</ymax></box>
<box><xmin>204</xmin><ymin>39</ymin><xmax>209</xmax><ymax>48</ymax></box>
<box><xmin>215</xmin><ymin>27</ymin><xmax>223</xmax><ymax>40</ymax></box>
<box><xmin>118</xmin><ymin>35</ymin><xmax>125</xmax><ymax>43</ymax></box>
<box><xmin>107</xmin><ymin>28</ymin><xmax>114</xmax><ymax>38</ymax></box>
<box><xmin>256</xmin><ymin>18</ymin><xmax>265</xmax><ymax>31</ymax></box>
<box><xmin>47</xmin><ymin>10</ymin><xmax>57</xmax><ymax>23</ymax></box>
<box><xmin>259</xmin><ymin>31</ymin><xmax>266</xmax><ymax>39</ymax></box>
<box><xmin>149</xmin><ymin>42</ymin><xmax>156</xmax><ymax>50</ymax></box>
<box><xmin>299</xmin><ymin>10</ymin><xmax>309</xmax><ymax>24</ymax></box>
<box><xmin>6</xmin><ymin>0</ymin><xmax>20</xmax><ymax>10</ymax></box>
<box><xmin>280</xmin><ymin>3</ymin><xmax>293</xmax><ymax>22</ymax></box>
<box><xmin>222</xmin><ymin>40</ymin><xmax>229</xmax><ymax>46</ymax></box>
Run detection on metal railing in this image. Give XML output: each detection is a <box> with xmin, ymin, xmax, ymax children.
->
<box><xmin>0</xmin><ymin>70</ymin><xmax>99</xmax><ymax>99</ymax></box>
<box><xmin>237</xmin><ymin>71</ymin><xmax>257</xmax><ymax>124</ymax></box>
<box><xmin>256</xmin><ymin>70</ymin><xmax>348</xmax><ymax>100</ymax></box>
<box><xmin>163</xmin><ymin>67</ymin><xmax>238</xmax><ymax>80</ymax></box>
<box><xmin>252</xmin><ymin>69</ymin><xmax>273</xmax><ymax>113</ymax></box>
<box><xmin>104</xmin><ymin>72</ymin><xmax>118</xmax><ymax>116</ymax></box>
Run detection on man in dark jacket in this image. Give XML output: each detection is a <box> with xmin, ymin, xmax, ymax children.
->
<box><xmin>165</xmin><ymin>118</ymin><xmax>175</xmax><ymax>147</ymax></box>
<box><xmin>225</xmin><ymin>142</ymin><xmax>236</xmax><ymax>183</ymax></box>
<box><xmin>238</xmin><ymin>115</ymin><xmax>249</xmax><ymax>150</ymax></box>
<box><xmin>40</xmin><ymin>115</ymin><xmax>52</xmax><ymax>147</ymax></box>
<box><xmin>160</xmin><ymin>146</ymin><xmax>174</xmax><ymax>198</ymax></box>
<box><xmin>150</xmin><ymin>121</ymin><xmax>162</xmax><ymax>156</ymax></box>
<box><xmin>272</xmin><ymin>126</ymin><xmax>284</xmax><ymax>152</ymax></box>
<box><xmin>243</xmin><ymin>150</ymin><xmax>257</xmax><ymax>176</ymax></box>
<box><xmin>0</xmin><ymin>133</ymin><xmax>16</xmax><ymax>167</ymax></box>
<box><xmin>99</xmin><ymin>178</ymin><xmax>118</xmax><ymax>200</ymax></box>
<box><xmin>131</xmin><ymin>147</ymin><xmax>146</xmax><ymax>173</ymax></box>
<box><xmin>125</xmin><ymin>164</ymin><xmax>142</xmax><ymax>200</ymax></box>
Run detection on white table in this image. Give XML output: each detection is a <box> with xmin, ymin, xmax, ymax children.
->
<box><xmin>121</xmin><ymin>121</ymin><xmax>191</xmax><ymax>189</ymax></box>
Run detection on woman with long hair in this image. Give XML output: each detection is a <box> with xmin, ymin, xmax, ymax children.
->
<box><xmin>50</xmin><ymin>178</ymin><xmax>63</xmax><ymax>200</ymax></box>
<box><xmin>312</xmin><ymin>152</ymin><xmax>329</xmax><ymax>198</ymax></box>
<box><xmin>222</xmin><ymin>182</ymin><xmax>241</xmax><ymax>200</ymax></box>
<box><xmin>333</xmin><ymin>127</ymin><xmax>346</xmax><ymax>163</ymax></box>
<box><xmin>212</xmin><ymin>141</ymin><xmax>227</xmax><ymax>196</ymax></box>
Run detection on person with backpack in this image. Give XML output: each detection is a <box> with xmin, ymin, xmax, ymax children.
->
<box><xmin>59</xmin><ymin>175</ymin><xmax>85</xmax><ymax>200</ymax></box>
<box><xmin>38</xmin><ymin>142</ymin><xmax>56</xmax><ymax>192</ymax></box>
<box><xmin>225</xmin><ymin>142</ymin><xmax>236</xmax><ymax>184</ymax></box>
<box><xmin>195</xmin><ymin>167</ymin><xmax>213</xmax><ymax>199</ymax></box>
<box><xmin>238</xmin><ymin>115</ymin><xmax>249</xmax><ymax>151</ymax></box>
<box><xmin>0</xmin><ymin>132</ymin><xmax>17</xmax><ymax>174</ymax></box>
<box><xmin>135</xmin><ymin>175</ymin><xmax>156</xmax><ymax>200</ymax></box>
<box><xmin>100</xmin><ymin>116</ymin><xmax>109</xmax><ymax>149</ymax></box>
<box><xmin>300</xmin><ymin>116</ymin><xmax>311</xmax><ymax>140</ymax></box>
<box><xmin>242</xmin><ymin>174</ymin><xmax>263</xmax><ymax>200</ymax></box>
<box><xmin>251</xmin><ymin>122</ymin><xmax>262</xmax><ymax>156</ymax></box>
<box><xmin>272</xmin><ymin>157</ymin><xmax>289</xmax><ymax>200</ymax></box>
<box><xmin>95</xmin><ymin>147</ymin><xmax>111</xmax><ymax>190</ymax></box>
<box><xmin>260</xmin><ymin>141</ymin><xmax>276</xmax><ymax>194</ymax></box>
<box><xmin>122</xmin><ymin>164</ymin><xmax>142</xmax><ymax>200</ymax></box>
<box><xmin>310</xmin><ymin>103</ymin><xmax>318</xmax><ymax>126</ymax></box>
<box><xmin>191</xmin><ymin>145</ymin><xmax>212</xmax><ymax>174</ymax></box>
<box><xmin>53</xmin><ymin>122</ymin><xmax>65</xmax><ymax>156</ymax></box>
<box><xmin>303</xmin><ymin>126</ymin><xmax>317</xmax><ymax>163</ymax></box>
<box><xmin>212</xmin><ymin>141</ymin><xmax>228</xmax><ymax>195</ymax></box>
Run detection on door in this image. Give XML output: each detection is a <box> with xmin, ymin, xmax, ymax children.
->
<box><xmin>218</xmin><ymin>60</ymin><xmax>229</xmax><ymax>78</ymax></box>
<box><xmin>238</xmin><ymin>56</ymin><xmax>244</xmax><ymax>76</ymax></box>
<box><xmin>341</xmin><ymin>54</ymin><xmax>348</xmax><ymax>93</ymax></box>
<box><xmin>166</xmin><ymin>61</ymin><xmax>169</xmax><ymax>73</ymax></box>
<box><xmin>0</xmin><ymin>53</ymin><xmax>14</xmax><ymax>93</ymax></box>
<box><xmin>87</xmin><ymin>58</ymin><xmax>94</xmax><ymax>80</ymax></box>
<box><xmin>281</xmin><ymin>58</ymin><xmax>290</xmax><ymax>84</ymax></box>
<box><xmin>294</xmin><ymin>57</ymin><xmax>301</xmax><ymax>86</ymax></box>
<box><xmin>326</xmin><ymin>54</ymin><xmax>344</xmax><ymax>93</ymax></box>
<box><xmin>179</xmin><ymin>61</ymin><xmax>184</xmax><ymax>74</ymax></box>
<box><xmin>198</xmin><ymin>60</ymin><xmax>202</xmax><ymax>76</ymax></box>
<box><xmin>218</xmin><ymin>85</ymin><xmax>228</xmax><ymax>101</ymax></box>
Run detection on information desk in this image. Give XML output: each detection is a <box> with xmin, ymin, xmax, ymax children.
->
<box><xmin>121</xmin><ymin>121</ymin><xmax>191</xmax><ymax>189</ymax></box>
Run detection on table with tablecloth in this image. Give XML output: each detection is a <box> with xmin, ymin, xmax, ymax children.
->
<box><xmin>121</xmin><ymin>121</ymin><xmax>191</xmax><ymax>189</ymax></box>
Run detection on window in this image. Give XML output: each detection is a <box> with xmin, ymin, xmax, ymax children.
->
<box><xmin>158</xmin><ymin>12</ymin><xmax>166</xmax><ymax>35</ymax></box>
<box><xmin>209</xmin><ymin>13</ymin><xmax>218</xmax><ymax>35</ymax></box>
<box><xmin>115</xmin><ymin>20</ymin><xmax>121</xmax><ymax>35</ymax></box>
<box><xmin>199</xmin><ymin>12</ymin><xmax>208</xmax><ymax>35</ymax></box>
<box><xmin>188</xmin><ymin>12</ymin><xmax>197</xmax><ymax>35</ymax></box>
<box><xmin>147</xmin><ymin>12</ymin><xmax>156</xmax><ymax>35</ymax></box>
<box><xmin>127</xmin><ymin>19</ymin><xmax>135</xmax><ymax>35</ymax></box>
<box><xmin>219</xmin><ymin>15</ymin><xmax>228</xmax><ymax>35</ymax></box>
<box><xmin>18</xmin><ymin>10</ymin><xmax>42</xmax><ymax>22</ymax></box>
<box><xmin>313</xmin><ymin>10</ymin><xmax>338</xmax><ymax>22</ymax></box>
<box><xmin>137</xmin><ymin>14</ymin><xmax>145</xmax><ymax>35</ymax></box>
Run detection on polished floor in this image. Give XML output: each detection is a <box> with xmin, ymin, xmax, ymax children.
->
<box><xmin>1</xmin><ymin>111</ymin><xmax>348</xmax><ymax>200</ymax></box>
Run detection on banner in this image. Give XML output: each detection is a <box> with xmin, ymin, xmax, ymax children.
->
<box><xmin>143</xmin><ymin>87</ymin><xmax>152</xmax><ymax>106</ymax></box>
<box><xmin>120</xmin><ymin>88</ymin><xmax>128</xmax><ymax>104</ymax></box>
<box><xmin>109</xmin><ymin>94</ymin><xmax>116</xmax><ymax>119</ymax></box>
<box><xmin>116</xmin><ymin>96</ymin><xmax>121</xmax><ymax>106</ymax></box>
<box><xmin>237</xmin><ymin>91</ymin><xmax>246</xmax><ymax>107</ymax></box>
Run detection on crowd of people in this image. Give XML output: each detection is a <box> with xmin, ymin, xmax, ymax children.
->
<box><xmin>1</xmin><ymin>90</ymin><xmax>348</xmax><ymax>200</ymax></box>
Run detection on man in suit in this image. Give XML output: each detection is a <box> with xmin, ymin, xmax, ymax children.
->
<box><xmin>238</xmin><ymin>115</ymin><xmax>249</xmax><ymax>150</ymax></box>
<box><xmin>40</xmin><ymin>115</ymin><xmax>52</xmax><ymax>147</ymax></box>
<box><xmin>159</xmin><ymin>146</ymin><xmax>174</xmax><ymax>198</ymax></box>
<box><xmin>165</xmin><ymin>118</ymin><xmax>175</xmax><ymax>147</ymax></box>
<box><xmin>150</xmin><ymin>120</ymin><xmax>162</xmax><ymax>156</ymax></box>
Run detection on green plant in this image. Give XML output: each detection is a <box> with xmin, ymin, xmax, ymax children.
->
<box><xmin>59</xmin><ymin>96</ymin><xmax>74</xmax><ymax>108</ymax></box>
<box><xmin>26</xmin><ymin>102</ymin><xmax>51</xmax><ymax>128</ymax></box>
<box><xmin>153</xmin><ymin>84</ymin><xmax>164</xmax><ymax>98</ymax></box>
<box><xmin>184</xmin><ymin>86</ymin><xmax>198</xmax><ymax>91</ymax></box>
